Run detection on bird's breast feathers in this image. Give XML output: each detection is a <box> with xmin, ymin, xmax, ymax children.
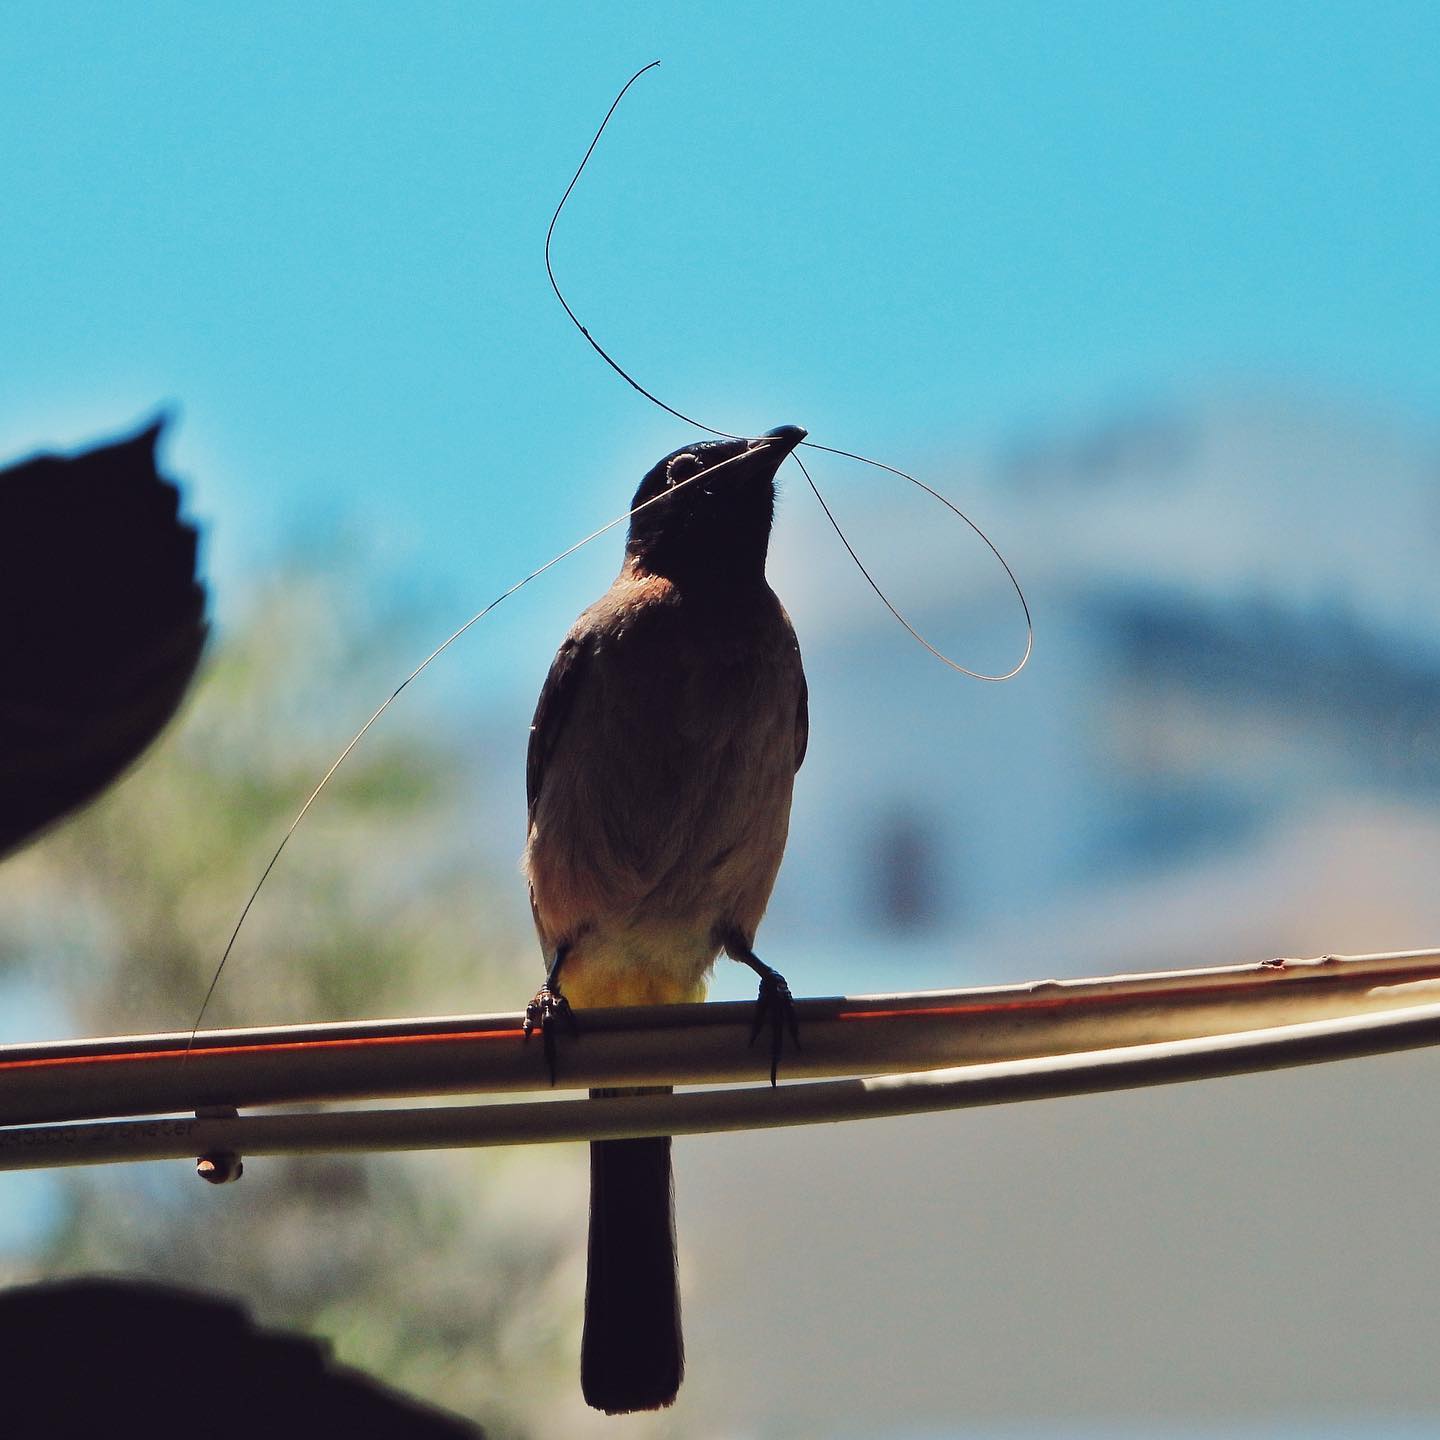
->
<box><xmin>524</xmin><ymin>575</ymin><xmax>804</xmax><ymax>1004</ymax></box>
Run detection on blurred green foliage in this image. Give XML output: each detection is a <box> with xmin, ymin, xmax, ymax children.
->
<box><xmin>0</xmin><ymin>568</ymin><xmax>609</xmax><ymax>1438</ymax></box>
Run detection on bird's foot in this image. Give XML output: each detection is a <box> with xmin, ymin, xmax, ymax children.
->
<box><xmin>524</xmin><ymin>982</ymin><xmax>578</xmax><ymax>1085</ymax></box>
<box><xmin>748</xmin><ymin>967</ymin><xmax>800</xmax><ymax>1087</ymax></box>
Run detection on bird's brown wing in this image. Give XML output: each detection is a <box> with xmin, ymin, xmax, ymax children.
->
<box><xmin>526</xmin><ymin>630</ymin><xmax>591</xmax><ymax>823</ymax></box>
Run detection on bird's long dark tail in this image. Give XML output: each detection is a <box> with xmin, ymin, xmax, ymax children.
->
<box><xmin>582</xmin><ymin>1086</ymin><xmax>682</xmax><ymax>1414</ymax></box>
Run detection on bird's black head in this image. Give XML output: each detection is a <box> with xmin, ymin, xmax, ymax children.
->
<box><xmin>624</xmin><ymin>424</ymin><xmax>806</xmax><ymax>586</ymax></box>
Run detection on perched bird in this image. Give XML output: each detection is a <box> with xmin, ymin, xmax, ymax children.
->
<box><xmin>522</xmin><ymin>424</ymin><xmax>809</xmax><ymax>1414</ymax></box>
<box><xmin>0</xmin><ymin>419</ymin><xmax>207</xmax><ymax>860</ymax></box>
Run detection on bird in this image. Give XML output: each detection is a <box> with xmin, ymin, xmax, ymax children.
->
<box><xmin>0</xmin><ymin>418</ymin><xmax>207</xmax><ymax>861</ymax></box>
<box><xmin>522</xmin><ymin>423</ymin><xmax>809</xmax><ymax>1414</ymax></box>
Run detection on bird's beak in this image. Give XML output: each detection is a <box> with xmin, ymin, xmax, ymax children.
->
<box><xmin>750</xmin><ymin>424</ymin><xmax>807</xmax><ymax>460</ymax></box>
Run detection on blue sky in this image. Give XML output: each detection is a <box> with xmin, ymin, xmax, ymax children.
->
<box><xmin>3</xmin><ymin>2</ymin><xmax>1437</xmax><ymax>695</ymax></box>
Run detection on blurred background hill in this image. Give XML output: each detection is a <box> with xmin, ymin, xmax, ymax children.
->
<box><xmin>769</xmin><ymin>390</ymin><xmax>1440</xmax><ymax>985</ymax></box>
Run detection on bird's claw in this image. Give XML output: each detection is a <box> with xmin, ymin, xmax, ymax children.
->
<box><xmin>748</xmin><ymin>971</ymin><xmax>800</xmax><ymax>1086</ymax></box>
<box><xmin>524</xmin><ymin>983</ymin><xmax>578</xmax><ymax>1085</ymax></box>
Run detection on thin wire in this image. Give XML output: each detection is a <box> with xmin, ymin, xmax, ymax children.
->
<box><xmin>190</xmin><ymin>442</ymin><xmax>771</xmax><ymax>1047</ymax></box>
<box><xmin>791</xmin><ymin>449</ymin><xmax>1033</xmax><ymax>682</ymax></box>
<box><xmin>545</xmin><ymin>61</ymin><xmax>1033</xmax><ymax>682</ymax></box>
<box><xmin>545</xmin><ymin>61</ymin><xmax>733</xmax><ymax>442</ymax></box>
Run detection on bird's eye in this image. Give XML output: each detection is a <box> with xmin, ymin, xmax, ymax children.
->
<box><xmin>667</xmin><ymin>453</ymin><xmax>704</xmax><ymax>486</ymax></box>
